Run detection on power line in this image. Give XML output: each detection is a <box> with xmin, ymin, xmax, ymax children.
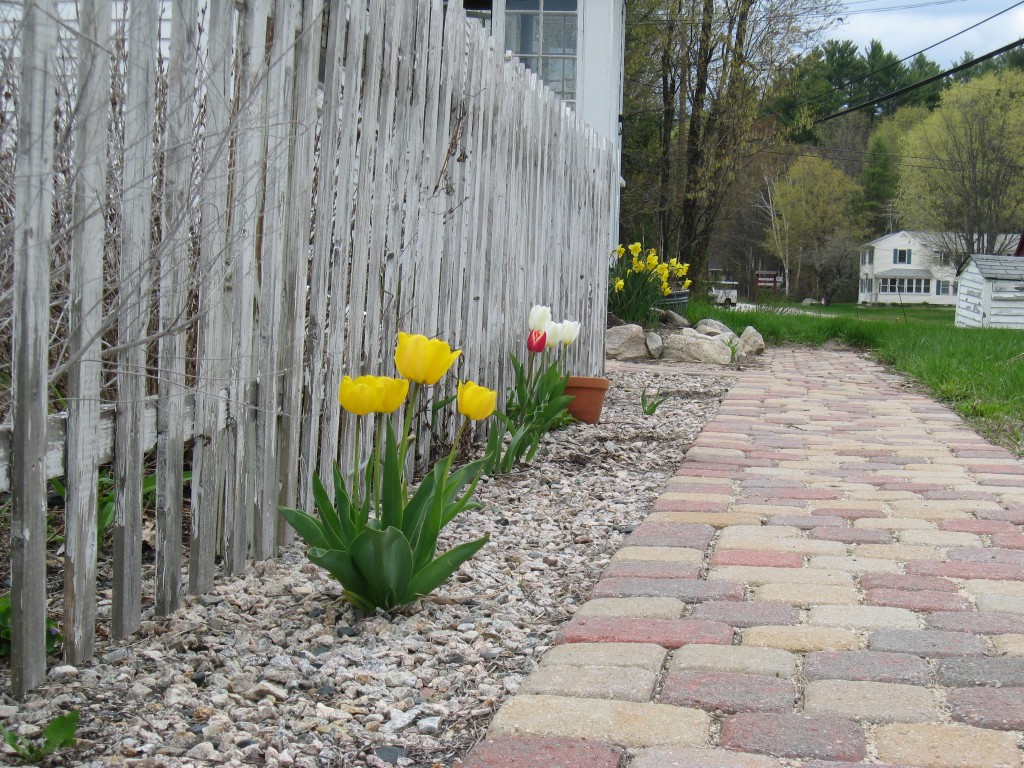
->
<box><xmin>814</xmin><ymin>36</ymin><xmax>1024</xmax><ymax>123</ymax></box>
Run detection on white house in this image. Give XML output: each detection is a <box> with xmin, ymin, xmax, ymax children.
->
<box><xmin>857</xmin><ymin>231</ymin><xmax>1019</xmax><ymax>306</ymax></box>
<box><xmin>955</xmin><ymin>255</ymin><xmax>1024</xmax><ymax>329</ymax></box>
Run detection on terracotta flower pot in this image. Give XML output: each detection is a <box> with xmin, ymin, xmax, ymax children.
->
<box><xmin>564</xmin><ymin>375</ymin><xmax>610</xmax><ymax>424</ymax></box>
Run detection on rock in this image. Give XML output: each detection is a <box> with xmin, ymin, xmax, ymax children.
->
<box><xmin>645</xmin><ymin>331</ymin><xmax>664</xmax><ymax>359</ymax></box>
<box><xmin>417</xmin><ymin>716</ymin><xmax>442</xmax><ymax>735</ymax></box>
<box><xmin>657</xmin><ymin>309</ymin><xmax>689</xmax><ymax>329</ymax></box>
<box><xmin>662</xmin><ymin>330</ymin><xmax>733</xmax><ymax>365</ymax></box>
<box><xmin>375</xmin><ymin>746</ymin><xmax>407</xmax><ymax>765</ymax></box>
<box><xmin>0</xmin><ymin>706</ymin><xmax>18</xmax><ymax>718</ymax></box>
<box><xmin>606</xmin><ymin>312</ymin><xmax>626</xmax><ymax>328</ymax></box>
<box><xmin>185</xmin><ymin>741</ymin><xmax>223</xmax><ymax>762</ymax></box>
<box><xmin>605</xmin><ymin>324</ymin><xmax>649</xmax><ymax>361</ymax></box>
<box><xmin>381</xmin><ymin>707</ymin><xmax>419</xmax><ymax>733</ymax></box>
<box><xmin>48</xmin><ymin>665</ymin><xmax>78</xmax><ymax>678</ymax></box>
<box><xmin>802</xmin><ymin>297</ymin><xmax>818</xmax><ymax>305</ymax></box>
<box><xmin>246</xmin><ymin>681</ymin><xmax>289</xmax><ymax>702</ymax></box>
<box><xmin>694</xmin><ymin>318</ymin><xmax>732</xmax><ymax>336</ymax></box>
<box><xmin>741</xmin><ymin>326</ymin><xmax>766</xmax><ymax>355</ymax></box>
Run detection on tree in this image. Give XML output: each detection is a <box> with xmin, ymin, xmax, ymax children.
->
<box><xmin>760</xmin><ymin>155</ymin><xmax>861</xmax><ymax>299</ymax></box>
<box><xmin>896</xmin><ymin>70</ymin><xmax>1024</xmax><ymax>269</ymax></box>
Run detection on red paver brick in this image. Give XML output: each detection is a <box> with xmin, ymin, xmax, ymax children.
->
<box><xmin>710</xmin><ymin>550</ymin><xmax>803</xmax><ymax>568</ymax></box>
<box><xmin>463</xmin><ymin>738</ymin><xmax>621</xmax><ymax>768</ymax></box>
<box><xmin>937</xmin><ymin>657</ymin><xmax>1024</xmax><ymax>687</ymax></box>
<box><xmin>769</xmin><ymin>515</ymin><xmax>846</xmax><ymax>529</ymax></box>
<box><xmin>759</xmin><ymin>488</ymin><xmax>845</xmax><ymax>500</ymax></box>
<box><xmin>939</xmin><ymin>519</ymin><xmax>1018</xmax><ymax>534</ymax></box>
<box><xmin>555</xmin><ymin>616</ymin><xmax>733</xmax><ymax>648</ymax></box>
<box><xmin>904</xmin><ymin>560</ymin><xmax>1024</xmax><ymax>581</ymax></box>
<box><xmin>814</xmin><ymin>507</ymin><xmax>887</xmax><ymax>520</ymax></box>
<box><xmin>859</xmin><ymin>573</ymin><xmax>960</xmax><ymax>593</ymax></box>
<box><xmin>947</xmin><ymin>688</ymin><xmax>1024</xmax><ymax>730</ymax></box>
<box><xmin>809</xmin><ymin>527</ymin><xmax>892</xmax><ymax>544</ymax></box>
<box><xmin>947</xmin><ymin>547</ymin><xmax>1024</xmax><ymax>565</ymax></box>
<box><xmin>865</xmin><ymin>588</ymin><xmax>971</xmax><ymax>612</ymax></box>
<box><xmin>659</xmin><ymin>670</ymin><xmax>795</xmax><ymax>714</ymax></box>
<box><xmin>802</xmin><ymin>763</ymin><xmax>910</xmax><ymax>768</ymax></box>
<box><xmin>869</xmin><ymin>629</ymin><xmax>987</xmax><ymax>658</ymax></box>
<box><xmin>603</xmin><ymin>562</ymin><xmax>702</xmax><ymax>580</ymax></box>
<box><xmin>992</xmin><ymin>532</ymin><xmax>1024</xmax><ymax>550</ymax></box>
<box><xmin>975</xmin><ymin>507</ymin><xmax>1024</xmax><ymax>524</ymax></box>
<box><xmin>689</xmin><ymin>600</ymin><xmax>801</xmax><ymax>628</ymax></box>
<box><xmin>802</xmin><ymin>651</ymin><xmax>931</xmax><ymax>685</ymax></box>
<box><xmin>592</xmin><ymin>578</ymin><xmax>744</xmax><ymax>602</ymax></box>
<box><xmin>626</xmin><ymin>523</ymin><xmax>716</xmax><ymax>550</ymax></box>
<box><xmin>653</xmin><ymin>498</ymin><xmax>730</xmax><ymax>512</ymax></box>
<box><xmin>969</xmin><ymin>463</ymin><xmax>1024</xmax><ymax>475</ymax></box>
<box><xmin>925</xmin><ymin>611</ymin><xmax>1024</xmax><ymax>635</ymax></box>
<box><xmin>718</xmin><ymin>713</ymin><xmax>866</xmax><ymax>762</ymax></box>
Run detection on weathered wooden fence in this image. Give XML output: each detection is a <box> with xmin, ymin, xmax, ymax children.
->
<box><xmin>1</xmin><ymin>0</ymin><xmax>616</xmax><ymax>693</ymax></box>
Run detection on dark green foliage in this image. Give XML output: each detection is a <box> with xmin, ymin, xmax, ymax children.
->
<box><xmin>2</xmin><ymin>710</ymin><xmax>78</xmax><ymax>763</ymax></box>
<box><xmin>0</xmin><ymin>595</ymin><xmax>62</xmax><ymax>659</ymax></box>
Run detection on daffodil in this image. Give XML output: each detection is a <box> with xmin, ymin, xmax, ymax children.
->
<box><xmin>646</xmin><ymin>253</ymin><xmax>658</xmax><ymax>269</ymax></box>
<box><xmin>646</xmin><ymin>248</ymin><xmax>657</xmax><ymax>258</ymax></box>
<box><xmin>561</xmin><ymin>320</ymin><xmax>581</xmax><ymax>345</ymax></box>
<box><xmin>457</xmin><ymin>381</ymin><xmax>497</xmax><ymax>421</ymax></box>
<box><xmin>614</xmin><ymin>278</ymin><xmax>625</xmax><ymax>292</ymax></box>
<box><xmin>394</xmin><ymin>332</ymin><xmax>460</xmax><ymax>385</ymax></box>
<box><xmin>338</xmin><ymin>375</ymin><xmax>409</xmax><ymax>415</ymax></box>
<box><xmin>656</xmin><ymin>263</ymin><xmax>669</xmax><ymax>279</ymax></box>
<box><xmin>528</xmin><ymin>304</ymin><xmax>552</xmax><ymax>332</ymax></box>
<box><xmin>681</xmin><ymin>263</ymin><xmax>690</xmax><ymax>275</ymax></box>
<box><xmin>615</xmin><ymin>244</ymin><xmax>626</xmax><ymax>258</ymax></box>
<box><xmin>628</xmin><ymin>242</ymin><xmax>642</xmax><ymax>257</ymax></box>
<box><xmin>631</xmin><ymin>258</ymin><xmax>644</xmax><ymax>273</ymax></box>
<box><xmin>662</xmin><ymin>283</ymin><xmax>672</xmax><ymax>296</ymax></box>
<box><xmin>683</xmin><ymin>279</ymin><xmax>692</xmax><ymax>289</ymax></box>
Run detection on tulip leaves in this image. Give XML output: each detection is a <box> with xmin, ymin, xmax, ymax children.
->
<box><xmin>279</xmin><ymin>418</ymin><xmax>489</xmax><ymax>613</ymax></box>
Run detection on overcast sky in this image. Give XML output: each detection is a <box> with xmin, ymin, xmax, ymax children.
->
<box><xmin>827</xmin><ymin>0</ymin><xmax>1024</xmax><ymax>68</ymax></box>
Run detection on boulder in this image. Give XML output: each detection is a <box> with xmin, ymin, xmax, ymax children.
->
<box><xmin>740</xmin><ymin>326</ymin><xmax>766</xmax><ymax>356</ymax></box>
<box><xmin>606</xmin><ymin>312</ymin><xmax>627</xmax><ymax>328</ymax></box>
<box><xmin>656</xmin><ymin>309</ymin><xmax>690</xmax><ymax>329</ymax></box>
<box><xmin>801</xmin><ymin>298</ymin><xmax>818</xmax><ymax>306</ymax></box>
<box><xmin>662</xmin><ymin>330</ymin><xmax>732</xmax><ymax>365</ymax></box>
<box><xmin>694</xmin><ymin>318</ymin><xmax>732</xmax><ymax>336</ymax></box>
<box><xmin>605</xmin><ymin>324</ymin><xmax>650</xmax><ymax>360</ymax></box>
<box><xmin>646</xmin><ymin>331</ymin><xmax>664</xmax><ymax>359</ymax></box>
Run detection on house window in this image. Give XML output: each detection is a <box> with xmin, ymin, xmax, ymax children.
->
<box><xmin>937</xmin><ymin>280</ymin><xmax>949</xmax><ymax>295</ymax></box>
<box><xmin>937</xmin><ymin>252</ymin><xmax>952</xmax><ymax>267</ymax></box>
<box><xmin>953</xmin><ymin>280</ymin><xmax>958</xmax><ymax>295</ymax></box>
<box><xmin>860</xmin><ymin>278</ymin><xmax>874</xmax><ymax>293</ymax></box>
<box><xmin>465</xmin><ymin>0</ymin><xmax>493</xmax><ymax>31</ymax></box>
<box><xmin>860</xmin><ymin>251</ymin><xmax>874</xmax><ymax>266</ymax></box>
<box><xmin>505</xmin><ymin>0</ymin><xmax>578</xmax><ymax>106</ymax></box>
<box><xmin>879</xmin><ymin>278</ymin><xmax>930</xmax><ymax>294</ymax></box>
<box><xmin>893</xmin><ymin>249</ymin><xmax>911</xmax><ymax>264</ymax></box>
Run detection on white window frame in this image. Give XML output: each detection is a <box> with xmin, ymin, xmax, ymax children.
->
<box><xmin>505</xmin><ymin>0</ymin><xmax>578</xmax><ymax>106</ymax></box>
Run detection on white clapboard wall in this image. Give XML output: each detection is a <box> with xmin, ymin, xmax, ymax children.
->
<box><xmin>1</xmin><ymin>0</ymin><xmax>616</xmax><ymax>693</ymax></box>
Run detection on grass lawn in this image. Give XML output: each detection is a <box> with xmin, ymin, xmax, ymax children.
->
<box><xmin>798</xmin><ymin>302</ymin><xmax>956</xmax><ymax>324</ymax></box>
<box><xmin>688</xmin><ymin>300</ymin><xmax>1024</xmax><ymax>455</ymax></box>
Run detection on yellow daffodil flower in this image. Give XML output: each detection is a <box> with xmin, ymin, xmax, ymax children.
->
<box><xmin>338</xmin><ymin>375</ymin><xmax>409</xmax><ymax>415</ymax></box>
<box><xmin>646</xmin><ymin>253</ymin><xmax>658</xmax><ymax>269</ymax></box>
<box><xmin>628</xmin><ymin>242</ymin><xmax>642</xmax><ymax>257</ymax></box>
<box><xmin>656</xmin><ymin>263</ymin><xmax>669</xmax><ymax>279</ymax></box>
<box><xmin>394</xmin><ymin>332</ymin><xmax>461</xmax><ymax>385</ymax></box>
<box><xmin>681</xmin><ymin>263</ymin><xmax>690</xmax><ymax>275</ymax></box>
<box><xmin>631</xmin><ymin>258</ymin><xmax>644</xmax><ymax>273</ymax></box>
<box><xmin>457</xmin><ymin>380</ymin><xmax>497</xmax><ymax>421</ymax></box>
<box><xmin>683</xmin><ymin>279</ymin><xmax>692</xmax><ymax>289</ymax></box>
<box><xmin>646</xmin><ymin>248</ymin><xmax>657</xmax><ymax>258</ymax></box>
<box><xmin>615</xmin><ymin>244</ymin><xmax>626</xmax><ymax>258</ymax></box>
<box><xmin>614</xmin><ymin>277</ymin><xmax>625</xmax><ymax>292</ymax></box>
<box><xmin>662</xmin><ymin>283</ymin><xmax>672</xmax><ymax>296</ymax></box>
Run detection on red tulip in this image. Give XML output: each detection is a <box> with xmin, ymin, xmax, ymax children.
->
<box><xmin>527</xmin><ymin>330</ymin><xmax>547</xmax><ymax>353</ymax></box>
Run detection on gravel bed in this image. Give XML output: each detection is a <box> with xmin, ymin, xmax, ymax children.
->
<box><xmin>0</xmin><ymin>362</ymin><xmax>734</xmax><ymax>767</ymax></box>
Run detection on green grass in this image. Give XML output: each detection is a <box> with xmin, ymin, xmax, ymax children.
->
<box><xmin>797</xmin><ymin>302</ymin><xmax>956</xmax><ymax>324</ymax></box>
<box><xmin>688</xmin><ymin>300</ymin><xmax>1024</xmax><ymax>455</ymax></box>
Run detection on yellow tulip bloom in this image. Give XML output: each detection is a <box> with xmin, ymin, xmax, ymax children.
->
<box><xmin>614</xmin><ymin>277</ymin><xmax>625</xmax><ymax>292</ymax></box>
<box><xmin>615</xmin><ymin>244</ymin><xmax>626</xmax><ymax>258</ymax></box>
<box><xmin>395</xmin><ymin>332</ymin><xmax>461</xmax><ymax>385</ymax></box>
<box><xmin>457</xmin><ymin>380</ymin><xmax>497</xmax><ymax>421</ymax></box>
<box><xmin>628</xmin><ymin>242</ymin><xmax>642</xmax><ymax>256</ymax></box>
<box><xmin>338</xmin><ymin>375</ymin><xmax>409</xmax><ymax>415</ymax></box>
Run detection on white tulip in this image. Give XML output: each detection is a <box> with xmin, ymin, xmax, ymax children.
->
<box><xmin>529</xmin><ymin>304</ymin><xmax>552</xmax><ymax>332</ymax></box>
<box><xmin>561</xmin><ymin>320</ymin><xmax>581</xmax><ymax>345</ymax></box>
<box><xmin>544</xmin><ymin>320</ymin><xmax>563</xmax><ymax>349</ymax></box>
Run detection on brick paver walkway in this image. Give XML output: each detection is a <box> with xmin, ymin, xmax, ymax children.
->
<box><xmin>463</xmin><ymin>347</ymin><xmax>1024</xmax><ymax>768</ymax></box>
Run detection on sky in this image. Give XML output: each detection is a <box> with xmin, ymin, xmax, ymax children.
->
<box><xmin>828</xmin><ymin>0</ymin><xmax>1024</xmax><ymax>68</ymax></box>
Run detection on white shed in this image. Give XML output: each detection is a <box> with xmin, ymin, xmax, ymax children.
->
<box><xmin>955</xmin><ymin>255</ymin><xmax>1024</xmax><ymax>329</ymax></box>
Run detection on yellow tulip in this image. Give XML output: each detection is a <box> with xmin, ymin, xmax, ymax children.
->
<box><xmin>615</xmin><ymin>244</ymin><xmax>626</xmax><ymax>258</ymax></box>
<box><xmin>395</xmin><ymin>332</ymin><xmax>461</xmax><ymax>385</ymax></box>
<box><xmin>614</xmin><ymin>278</ymin><xmax>625</xmax><ymax>293</ymax></box>
<box><xmin>457</xmin><ymin>380</ymin><xmax>497</xmax><ymax>421</ymax></box>
<box><xmin>628</xmin><ymin>242</ymin><xmax>642</xmax><ymax>256</ymax></box>
<box><xmin>338</xmin><ymin>375</ymin><xmax>409</xmax><ymax>415</ymax></box>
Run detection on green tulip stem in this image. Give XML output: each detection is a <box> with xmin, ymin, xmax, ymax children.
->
<box><xmin>447</xmin><ymin>418</ymin><xmax>470</xmax><ymax>468</ymax></box>
<box><xmin>372</xmin><ymin>413</ymin><xmax>383</xmax><ymax>520</ymax></box>
<box><xmin>351</xmin><ymin>419</ymin><xmax>361</xmax><ymax>511</ymax></box>
<box><xmin>399</xmin><ymin>382</ymin><xmax>421</xmax><ymax>495</ymax></box>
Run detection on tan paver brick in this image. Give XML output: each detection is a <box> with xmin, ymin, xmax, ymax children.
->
<box><xmin>853</xmin><ymin>544</ymin><xmax>944</xmax><ymax>561</ymax></box>
<box><xmin>890</xmin><ymin>499</ymin><xmax>1004</xmax><ymax>515</ymax></box>
<box><xmin>659</xmin><ymin>492</ymin><xmax>733</xmax><ymax>503</ymax></box>
<box><xmin>963</xmin><ymin>579</ymin><xmax>1024</xmax><ymax>598</ymax></box>
<box><xmin>575</xmin><ymin>598</ymin><xmax>686</xmax><ymax>620</ymax></box>
<box><xmin>668</xmin><ymin>644</ymin><xmax>798</xmax><ymax>678</ymax></box>
<box><xmin>808</xmin><ymin>555</ymin><xmax>900</xmax><ymax>574</ymax></box>
<box><xmin>539</xmin><ymin>643</ymin><xmax>667</xmax><ymax>673</ymax></box>
<box><xmin>488</xmin><ymin>695</ymin><xmax>710</xmax><ymax>748</ymax></box>
<box><xmin>717</xmin><ymin>525</ymin><xmax>801</xmax><ymax>539</ymax></box>
<box><xmin>977</xmin><ymin>594</ymin><xmax>1024</xmax><ymax>614</ymax></box>
<box><xmin>648</xmin><ymin>511</ymin><xmax>763</xmax><ymax>528</ymax></box>
<box><xmin>611</xmin><ymin>546</ymin><xmax>704</xmax><ymax>564</ymax></box>
<box><xmin>854</xmin><ymin>518</ymin><xmax>935</xmax><ymax>531</ymax></box>
<box><xmin>753</xmin><ymin>583</ymin><xmax>861</xmax><ymax>607</ymax></box>
<box><xmin>993</xmin><ymin>634</ymin><xmax>1024</xmax><ymax>655</ymax></box>
<box><xmin>804</xmin><ymin>680</ymin><xmax>938</xmax><ymax>722</ymax></box>
<box><xmin>708</xmin><ymin>566</ymin><xmax>855</xmax><ymax>587</ymax></box>
<box><xmin>874</xmin><ymin>723</ymin><xmax>1021</xmax><ymax>768</ymax></box>
<box><xmin>519</xmin><ymin>665</ymin><xmax>657</xmax><ymax>702</ymax></box>
<box><xmin>900</xmin><ymin>530</ymin><xmax>983</xmax><ymax>548</ymax></box>
<box><xmin>741</xmin><ymin>625</ymin><xmax>860</xmax><ymax>652</ymax></box>
<box><xmin>808</xmin><ymin>604</ymin><xmax>919</xmax><ymax>630</ymax></box>
<box><xmin>631</xmin><ymin>747</ymin><xmax>782</xmax><ymax>768</ymax></box>
<box><xmin>717</xmin><ymin>538</ymin><xmax>846</xmax><ymax>557</ymax></box>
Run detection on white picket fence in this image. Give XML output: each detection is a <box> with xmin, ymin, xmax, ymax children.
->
<box><xmin>0</xmin><ymin>0</ymin><xmax>616</xmax><ymax>693</ymax></box>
